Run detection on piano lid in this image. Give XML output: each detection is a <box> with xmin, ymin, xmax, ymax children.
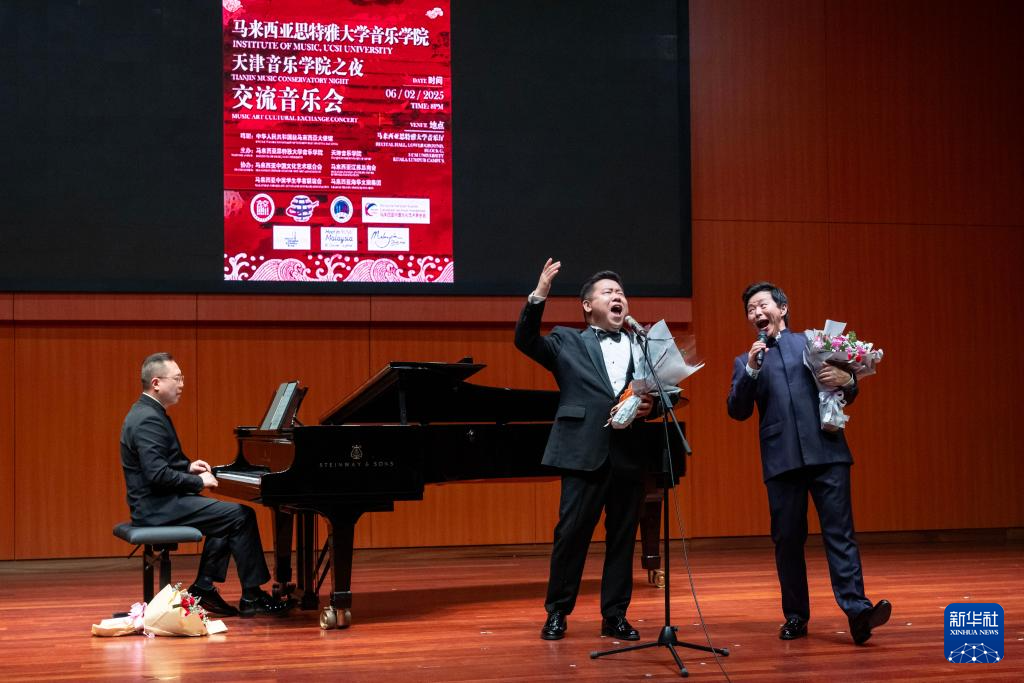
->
<box><xmin>319</xmin><ymin>360</ymin><xmax>560</xmax><ymax>426</ymax></box>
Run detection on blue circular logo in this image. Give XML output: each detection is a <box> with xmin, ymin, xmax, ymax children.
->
<box><xmin>330</xmin><ymin>196</ymin><xmax>353</xmax><ymax>223</ymax></box>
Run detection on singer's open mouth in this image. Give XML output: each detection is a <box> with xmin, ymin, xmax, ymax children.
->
<box><xmin>610</xmin><ymin>303</ymin><xmax>624</xmax><ymax>314</ymax></box>
<box><xmin>755</xmin><ymin>318</ymin><xmax>770</xmax><ymax>330</ymax></box>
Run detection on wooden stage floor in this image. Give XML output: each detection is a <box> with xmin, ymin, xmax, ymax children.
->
<box><xmin>1</xmin><ymin>536</ymin><xmax>1021</xmax><ymax>681</ymax></box>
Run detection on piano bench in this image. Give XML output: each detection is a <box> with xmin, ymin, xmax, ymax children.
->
<box><xmin>113</xmin><ymin>522</ymin><xmax>203</xmax><ymax>603</ymax></box>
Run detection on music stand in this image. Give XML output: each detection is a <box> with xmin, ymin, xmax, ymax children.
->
<box><xmin>590</xmin><ymin>334</ymin><xmax>729</xmax><ymax>677</ymax></box>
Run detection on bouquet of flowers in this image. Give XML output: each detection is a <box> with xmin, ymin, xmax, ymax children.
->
<box><xmin>803</xmin><ymin>320</ymin><xmax>884</xmax><ymax>431</ymax></box>
<box><xmin>609</xmin><ymin>320</ymin><xmax>703</xmax><ymax>429</ymax></box>
<box><xmin>91</xmin><ymin>583</ymin><xmax>228</xmax><ymax>637</ymax></box>
<box><xmin>90</xmin><ymin>601</ymin><xmax>147</xmax><ymax>637</ymax></box>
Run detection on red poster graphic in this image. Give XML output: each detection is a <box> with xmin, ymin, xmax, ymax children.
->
<box><xmin>222</xmin><ymin>0</ymin><xmax>452</xmax><ymax>283</ymax></box>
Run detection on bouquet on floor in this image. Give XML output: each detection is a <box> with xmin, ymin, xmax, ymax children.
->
<box><xmin>609</xmin><ymin>320</ymin><xmax>704</xmax><ymax>429</ymax></box>
<box><xmin>803</xmin><ymin>320</ymin><xmax>884</xmax><ymax>431</ymax></box>
<box><xmin>91</xmin><ymin>583</ymin><xmax>227</xmax><ymax>637</ymax></box>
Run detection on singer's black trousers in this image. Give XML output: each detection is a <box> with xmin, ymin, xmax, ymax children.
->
<box><xmin>169</xmin><ymin>500</ymin><xmax>271</xmax><ymax>589</ymax></box>
<box><xmin>544</xmin><ymin>461</ymin><xmax>645</xmax><ymax>619</ymax></box>
<box><xmin>765</xmin><ymin>463</ymin><xmax>872</xmax><ymax>622</ymax></box>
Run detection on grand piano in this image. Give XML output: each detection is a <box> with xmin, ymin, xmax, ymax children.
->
<box><xmin>214</xmin><ymin>360</ymin><xmax>686</xmax><ymax>629</ymax></box>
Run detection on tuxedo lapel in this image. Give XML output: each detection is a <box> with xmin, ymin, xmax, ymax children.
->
<box><xmin>581</xmin><ymin>328</ymin><xmax>615</xmax><ymax>397</ymax></box>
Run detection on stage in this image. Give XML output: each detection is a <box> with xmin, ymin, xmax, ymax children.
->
<box><xmin>1</xmin><ymin>534</ymin><xmax>1020</xmax><ymax>681</ymax></box>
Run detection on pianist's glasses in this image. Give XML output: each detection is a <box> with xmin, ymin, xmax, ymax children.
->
<box><xmin>157</xmin><ymin>375</ymin><xmax>185</xmax><ymax>383</ymax></box>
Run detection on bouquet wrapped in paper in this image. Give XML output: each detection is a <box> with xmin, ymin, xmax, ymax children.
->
<box><xmin>610</xmin><ymin>320</ymin><xmax>703</xmax><ymax>429</ymax></box>
<box><xmin>91</xmin><ymin>601</ymin><xmax>147</xmax><ymax>637</ymax></box>
<box><xmin>91</xmin><ymin>583</ymin><xmax>227</xmax><ymax>637</ymax></box>
<box><xmin>802</xmin><ymin>320</ymin><xmax>884</xmax><ymax>431</ymax></box>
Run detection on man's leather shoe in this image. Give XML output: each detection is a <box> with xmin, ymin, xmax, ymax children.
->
<box><xmin>779</xmin><ymin>616</ymin><xmax>808</xmax><ymax>640</ymax></box>
<box><xmin>601</xmin><ymin>615</ymin><xmax>640</xmax><ymax>641</ymax></box>
<box><xmin>850</xmin><ymin>599</ymin><xmax>892</xmax><ymax>645</ymax></box>
<box><xmin>187</xmin><ymin>584</ymin><xmax>238</xmax><ymax>617</ymax></box>
<box><xmin>238</xmin><ymin>589</ymin><xmax>293</xmax><ymax>618</ymax></box>
<box><xmin>541</xmin><ymin>611</ymin><xmax>567</xmax><ymax>640</ymax></box>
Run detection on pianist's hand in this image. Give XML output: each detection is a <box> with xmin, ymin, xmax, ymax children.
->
<box><xmin>189</xmin><ymin>460</ymin><xmax>211</xmax><ymax>474</ymax></box>
<box><xmin>199</xmin><ymin>471</ymin><xmax>218</xmax><ymax>489</ymax></box>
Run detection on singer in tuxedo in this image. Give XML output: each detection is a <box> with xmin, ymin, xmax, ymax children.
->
<box><xmin>514</xmin><ymin>259</ymin><xmax>654</xmax><ymax>642</ymax></box>
<box><xmin>726</xmin><ymin>282</ymin><xmax>891</xmax><ymax>645</ymax></box>
<box><xmin>120</xmin><ymin>352</ymin><xmax>291</xmax><ymax>618</ymax></box>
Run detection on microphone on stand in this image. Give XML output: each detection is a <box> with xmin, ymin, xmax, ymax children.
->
<box><xmin>756</xmin><ymin>330</ymin><xmax>768</xmax><ymax>367</ymax></box>
<box><xmin>624</xmin><ymin>315</ymin><xmax>647</xmax><ymax>338</ymax></box>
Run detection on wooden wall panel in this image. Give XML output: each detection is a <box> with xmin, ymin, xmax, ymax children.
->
<box><xmin>689</xmin><ymin>0</ymin><xmax>828</xmax><ymax>221</ymax></box>
<box><xmin>14</xmin><ymin>293</ymin><xmax>196</xmax><ymax>321</ymax></box>
<box><xmin>827</xmin><ymin>0</ymin><xmax>1024</xmax><ymax>226</ymax></box>
<box><xmin>0</xmin><ymin>322</ymin><xmax>13</xmax><ymax>559</ymax></box>
<box><xmin>196</xmin><ymin>324</ymin><xmax>372</xmax><ymax>547</ymax></box>
<box><xmin>14</xmin><ymin>326</ymin><xmax>198</xmax><ymax>559</ymax></box>
<box><xmin>197</xmin><ymin>294</ymin><xmax>371</xmax><ymax>322</ymax></box>
<box><xmin>833</xmin><ymin>225</ymin><xmax>1024</xmax><ymax>530</ymax></box>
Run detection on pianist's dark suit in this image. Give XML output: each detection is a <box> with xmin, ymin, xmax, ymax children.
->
<box><xmin>120</xmin><ymin>394</ymin><xmax>271</xmax><ymax>589</ymax></box>
<box><xmin>727</xmin><ymin>328</ymin><xmax>872</xmax><ymax>623</ymax></box>
<box><xmin>515</xmin><ymin>300</ymin><xmax>646</xmax><ymax>619</ymax></box>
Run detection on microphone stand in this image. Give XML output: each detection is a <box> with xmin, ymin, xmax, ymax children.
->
<box><xmin>590</xmin><ymin>331</ymin><xmax>729</xmax><ymax>678</ymax></box>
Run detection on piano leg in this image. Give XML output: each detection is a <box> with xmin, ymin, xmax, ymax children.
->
<box><xmin>271</xmin><ymin>507</ymin><xmax>296</xmax><ymax>599</ymax></box>
<box><xmin>638</xmin><ymin>486</ymin><xmax>666</xmax><ymax>588</ymax></box>
<box><xmin>318</xmin><ymin>507</ymin><xmax>363</xmax><ymax>630</ymax></box>
<box><xmin>296</xmin><ymin>512</ymin><xmax>320</xmax><ymax>610</ymax></box>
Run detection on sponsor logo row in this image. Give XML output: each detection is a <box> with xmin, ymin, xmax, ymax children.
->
<box><xmin>251</xmin><ymin>193</ymin><xmax>430</xmax><ymax>225</ymax></box>
<box><xmin>273</xmin><ymin>225</ymin><xmax>410</xmax><ymax>252</ymax></box>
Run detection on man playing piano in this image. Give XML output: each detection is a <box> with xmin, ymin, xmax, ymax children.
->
<box><xmin>119</xmin><ymin>352</ymin><xmax>291</xmax><ymax>618</ymax></box>
<box><xmin>515</xmin><ymin>259</ymin><xmax>654</xmax><ymax>642</ymax></box>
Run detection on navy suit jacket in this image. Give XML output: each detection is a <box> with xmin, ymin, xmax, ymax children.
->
<box><xmin>727</xmin><ymin>328</ymin><xmax>858</xmax><ymax>481</ymax></box>
<box><xmin>514</xmin><ymin>301</ymin><xmax>640</xmax><ymax>473</ymax></box>
<box><xmin>120</xmin><ymin>395</ymin><xmax>217</xmax><ymax>526</ymax></box>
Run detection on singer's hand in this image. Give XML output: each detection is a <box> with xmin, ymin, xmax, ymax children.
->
<box><xmin>199</xmin><ymin>471</ymin><xmax>218</xmax><ymax>489</ymax></box>
<box><xmin>635</xmin><ymin>393</ymin><xmax>654</xmax><ymax>418</ymax></box>
<box><xmin>533</xmin><ymin>258</ymin><xmax>561</xmax><ymax>299</ymax></box>
<box><xmin>816</xmin><ymin>365</ymin><xmax>853</xmax><ymax>388</ymax></box>
<box><xmin>747</xmin><ymin>340</ymin><xmax>768</xmax><ymax>369</ymax></box>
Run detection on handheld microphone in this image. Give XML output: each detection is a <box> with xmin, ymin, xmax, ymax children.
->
<box><xmin>624</xmin><ymin>315</ymin><xmax>647</xmax><ymax>338</ymax></box>
<box><xmin>756</xmin><ymin>330</ymin><xmax>768</xmax><ymax>367</ymax></box>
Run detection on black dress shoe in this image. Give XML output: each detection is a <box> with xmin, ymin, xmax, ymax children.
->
<box><xmin>601</xmin><ymin>615</ymin><xmax>640</xmax><ymax>641</ymax></box>
<box><xmin>187</xmin><ymin>584</ymin><xmax>238</xmax><ymax>617</ymax></box>
<box><xmin>850</xmin><ymin>599</ymin><xmax>892</xmax><ymax>645</ymax></box>
<box><xmin>541</xmin><ymin>611</ymin><xmax>567</xmax><ymax>640</ymax></box>
<box><xmin>238</xmin><ymin>589</ymin><xmax>293</xmax><ymax>618</ymax></box>
<box><xmin>779</xmin><ymin>616</ymin><xmax>808</xmax><ymax>640</ymax></box>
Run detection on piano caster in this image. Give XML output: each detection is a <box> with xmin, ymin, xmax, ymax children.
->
<box><xmin>320</xmin><ymin>606</ymin><xmax>352</xmax><ymax>630</ymax></box>
<box><xmin>648</xmin><ymin>569</ymin><xmax>665</xmax><ymax>588</ymax></box>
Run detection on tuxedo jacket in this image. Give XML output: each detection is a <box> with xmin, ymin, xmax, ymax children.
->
<box><xmin>727</xmin><ymin>328</ymin><xmax>858</xmax><ymax>481</ymax></box>
<box><xmin>120</xmin><ymin>395</ymin><xmax>217</xmax><ymax>526</ymax></box>
<box><xmin>515</xmin><ymin>300</ymin><xmax>642</xmax><ymax>473</ymax></box>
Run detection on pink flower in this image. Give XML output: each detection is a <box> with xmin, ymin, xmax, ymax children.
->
<box><xmin>128</xmin><ymin>602</ymin><xmax>146</xmax><ymax>630</ymax></box>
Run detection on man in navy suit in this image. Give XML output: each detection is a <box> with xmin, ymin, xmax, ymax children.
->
<box><xmin>515</xmin><ymin>259</ymin><xmax>654</xmax><ymax>642</ymax></box>
<box><xmin>727</xmin><ymin>282</ymin><xmax>891</xmax><ymax>644</ymax></box>
<box><xmin>120</xmin><ymin>352</ymin><xmax>290</xmax><ymax>618</ymax></box>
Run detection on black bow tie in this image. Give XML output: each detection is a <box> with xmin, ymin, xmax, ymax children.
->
<box><xmin>595</xmin><ymin>328</ymin><xmax>623</xmax><ymax>343</ymax></box>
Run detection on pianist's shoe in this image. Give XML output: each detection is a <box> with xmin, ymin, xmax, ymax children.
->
<box><xmin>238</xmin><ymin>588</ymin><xmax>293</xmax><ymax>618</ymax></box>
<box><xmin>187</xmin><ymin>584</ymin><xmax>239</xmax><ymax>617</ymax></box>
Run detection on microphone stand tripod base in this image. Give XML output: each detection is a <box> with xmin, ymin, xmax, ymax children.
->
<box><xmin>590</xmin><ymin>625</ymin><xmax>729</xmax><ymax>678</ymax></box>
